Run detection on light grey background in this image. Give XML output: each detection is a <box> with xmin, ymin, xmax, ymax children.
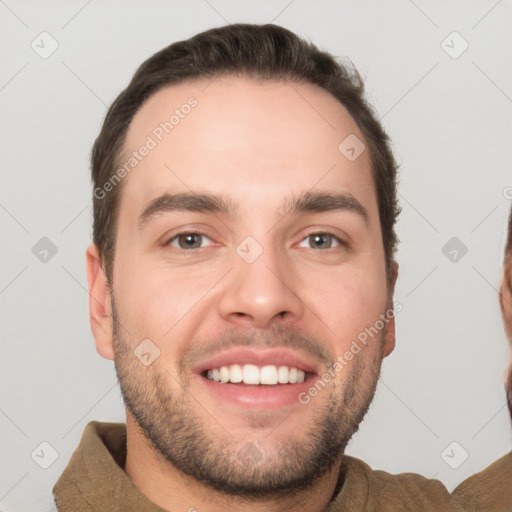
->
<box><xmin>1</xmin><ymin>0</ymin><xmax>511</xmax><ymax>509</ymax></box>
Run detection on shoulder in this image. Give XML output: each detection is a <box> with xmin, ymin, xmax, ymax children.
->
<box><xmin>329</xmin><ymin>455</ymin><xmax>451</xmax><ymax>511</ymax></box>
<box><xmin>451</xmin><ymin>452</ymin><xmax>512</xmax><ymax>512</ymax></box>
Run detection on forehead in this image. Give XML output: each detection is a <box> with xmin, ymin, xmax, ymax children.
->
<box><xmin>118</xmin><ymin>75</ymin><xmax>375</xmax><ymax>219</ymax></box>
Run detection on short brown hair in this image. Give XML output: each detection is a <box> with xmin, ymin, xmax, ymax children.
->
<box><xmin>91</xmin><ymin>23</ymin><xmax>401</xmax><ymax>285</ymax></box>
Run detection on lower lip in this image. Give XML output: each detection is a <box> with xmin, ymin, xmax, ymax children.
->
<box><xmin>195</xmin><ymin>374</ymin><xmax>314</xmax><ymax>409</ymax></box>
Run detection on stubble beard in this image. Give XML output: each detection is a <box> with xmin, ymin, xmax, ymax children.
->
<box><xmin>111</xmin><ymin>297</ymin><xmax>385</xmax><ymax>499</ymax></box>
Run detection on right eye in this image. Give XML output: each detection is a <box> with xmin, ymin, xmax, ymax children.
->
<box><xmin>165</xmin><ymin>232</ymin><xmax>214</xmax><ymax>251</ymax></box>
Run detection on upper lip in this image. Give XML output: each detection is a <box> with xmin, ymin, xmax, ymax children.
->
<box><xmin>192</xmin><ymin>347</ymin><xmax>320</xmax><ymax>375</ymax></box>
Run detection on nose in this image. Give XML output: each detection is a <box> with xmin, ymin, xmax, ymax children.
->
<box><xmin>217</xmin><ymin>239</ymin><xmax>306</xmax><ymax>330</ymax></box>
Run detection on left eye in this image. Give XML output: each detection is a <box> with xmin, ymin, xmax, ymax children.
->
<box><xmin>297</xmin><ymin>232</ymin><xmax>344</xmax><ymax>250</ymax></box>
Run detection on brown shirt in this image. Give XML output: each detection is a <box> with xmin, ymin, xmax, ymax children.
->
<box><xmin>53</xmin><ymin>421</ymin><xmax>452</xmax><ymax>511</ymax></box>
<box><xmin>450</xmin><ymin>452</ymin><xmax>512</xmax><ymax>511</ymax></box>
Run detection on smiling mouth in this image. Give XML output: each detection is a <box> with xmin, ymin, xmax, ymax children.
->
<box><xmin>200</xmin><ymin>363</ymin><xmax>312</xmax><ymax>386</ymax></box>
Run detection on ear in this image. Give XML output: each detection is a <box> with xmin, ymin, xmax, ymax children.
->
<box><xmin>86</xmin><ymin>244</ymin><xmax>114</xmax><ymax>360</ymax></box>
<box><xmin>383</xmin><ymin>261</ymin><xmax>399</xmax><ymax>358</ymax></box>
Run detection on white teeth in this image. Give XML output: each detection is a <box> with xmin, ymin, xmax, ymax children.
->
<box><xmin>229</xmin><ymin>364</ymin><xmax>243</xmax><ymax>383</ymax></box>
<box><xmin>220</xmin><ymin>366</ymin><xmax>229</xmax><ymax>383</ymax></box>
<box><xmin>277</xmin><ymin>365</ymin><xmax>289</xmax><ymax>383</ymax></box>
<box><xmin>242</xmin><ymin>364</ymin><xmax>260</xmax><ymax>384</ymax></box>
<box><xmin>260</xmin><ymin>365</ymin><xmax>278</xmax><ymax>385</ymax></box>
<box><xmin>205</xmin><ymin>364</ymin><xmax>307</xmax><ymax>385</ymax></box>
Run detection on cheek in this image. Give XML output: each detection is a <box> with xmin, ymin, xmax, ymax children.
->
<box><xmin>114</xmin><ymin>259</ymin><xmax>212</xmax><ymax>352</ymax></box>
<box><xmin>311</xmin><ymin>268</ymin><xmax>388</xmax><ymax>349</ymax></box>
<box><xmin>112</xmin><ymin>252</ymin><xmax>169</xmax><ymax>335</ymax></box>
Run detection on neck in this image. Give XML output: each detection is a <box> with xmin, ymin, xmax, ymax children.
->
<box><xmin>123</xmin><ymin>413</ymin><xmax>344</xmax><ymax>512</ymax></box>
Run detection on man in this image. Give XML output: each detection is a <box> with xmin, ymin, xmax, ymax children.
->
<box><xmin>450</xmin><ymin>209</ymin><xmax>512</xmax><ymax>512</ymax></box>
<box><xmin>53</xmin><ymin>23</ymin><xmax>451</xmax><ymax>511</ymax></box>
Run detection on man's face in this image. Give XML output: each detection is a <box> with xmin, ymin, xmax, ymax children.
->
<box><xmin>104</xmin><ymin>76</ymin><xmax>396</xmax><ymax>496</ymax></box>
<box><xmin>500</xmin><ymin>253</ymin><xmax>512</xmax><ymax>420</ymax></box>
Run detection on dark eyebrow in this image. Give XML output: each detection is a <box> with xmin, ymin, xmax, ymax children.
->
<box><xmin>137</xmin><ymin>190</ymin><xmax>369</xmax><ymax>228</ymax></box>
<box><xmin>283</xmin><ymin>190</ymin><xmax>369</xmax><ymax>224</ymax></box>
<box><xmin>138</xmin><ymin>192</ymin><xmax>239</xmax><ymax>228</ymax></box>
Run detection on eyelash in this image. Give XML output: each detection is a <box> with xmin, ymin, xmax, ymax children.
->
<box><xmin>164</xmin><ymin>231</ymin><xmax>348</xmax><ymax>253</ymax></box>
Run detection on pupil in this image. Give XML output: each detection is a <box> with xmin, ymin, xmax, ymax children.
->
<box><xmin>181</xmin><ymin>234</ymin><xmax>200</xmax><ymax>249</ymax></box>
<box><xmin>312</xmin><ymin>234</ymin><xmax>329</xmax><ymax>248</ymax></box>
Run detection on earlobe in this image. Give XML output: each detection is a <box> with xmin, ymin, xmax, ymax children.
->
<box><xmin>383</xmin><ymin>260</ymin><xmax>399</xmax><ymax>358</ymax></box>
<box><xmin>383</xmin><ymin>315</ymin><xmax>396</xmax><ymax>357</ymax></box>
<box><xmin>389</xmin><ymin>260</ymin><xmax>399</xmax><ymax>290</ymax></box>
<box><xmin>86</xmin><ymin>244</ymin><xmax>115</xmax><ymax>360</ymax></box>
